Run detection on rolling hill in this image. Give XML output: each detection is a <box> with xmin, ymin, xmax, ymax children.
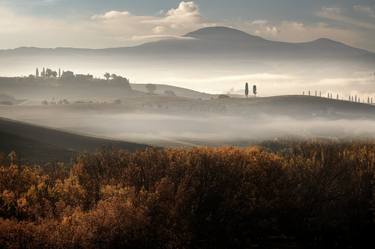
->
<box><xmin>130</xmin><ymin>83</ymin><xmax>214</xmax><ymax>99</ymax></box>
<box><xmin>0</xmin><ymin>117</ymin><xmax>147</xmax><ymax>163</ymax></box>
<box><xmin>227</xmin><ymin>95</ymin><xmax>375</xmax><ymax>119</ymax></box>
<box><xmin>133</xmin><ymin>26</ymin><xmax>373</xmax><ymax>60</ymax></box>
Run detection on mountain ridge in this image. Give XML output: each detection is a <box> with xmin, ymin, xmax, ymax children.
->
<box><xmin>0</xmin><ymin>26</ymin><xmax>374</xmax><ymax>79</ymax></box>
<box><xmin>0</xmin><ymin>26</ymin><xmax>372</xmax><ymax>55</ymax></box>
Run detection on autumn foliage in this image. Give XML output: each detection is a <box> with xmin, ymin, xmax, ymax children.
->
<box><xmin>1</xmin><ymin>142</ymin><xmax>375</xmax><ymax>248</ymax></box>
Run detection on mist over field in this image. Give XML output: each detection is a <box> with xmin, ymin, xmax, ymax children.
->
<box><xmin>21</xmin><ymin>114</ymin><xmax>375</xmax><ymax>146</ymax></box>
<box><xmin>2</xmin><ymin>98</ymin><xmax>375</xmax><ymax>147</ymax></box>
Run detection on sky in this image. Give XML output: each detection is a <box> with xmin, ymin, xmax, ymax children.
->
<box><xmin>0</xmin><ymin>0</ymin><xmax>374</xmax><ymax>51</ymax></box>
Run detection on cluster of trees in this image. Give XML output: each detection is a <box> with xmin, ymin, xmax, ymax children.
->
<box><xmin>303</xmin><ymin>90</ymin><xmax>323</xmax><ymax>97</ymax></box>
<box><xmin>245</xmin><ymin>83</ymin><xmax>257</xmax><ymax>98</ymax></box>
<box><xmin>1</xmin><ymin>141</ymin><xmax>375</xmax><ymax>248</ymax></box>
<box><xmin>36</xmin><ymin>67</ymin><xmax>60</xmax><ymax>78</ymax></box>
<box><xmin>41</xmin><ymin>99</ymin><xmax>124</xmax><ymax>106</ymax></box>
<box><xmin>29</xmin><ymin>69</ymin><xmax>133</xmax><ymax>91</ymax></box>
<box><xmin>103</xmin><ymin>73</ymin><xmax>130</xmax><ymax>83</ymax></box>
<box><xmin>34</xmin><ymin>69</ymin><xmax>131</xmax><ymax>86</ymax></box>
<box><xmin>348</xmin><ymin>95</ymin><xmax>374</xmax><ymax>104</ymax></box>
<box><xmin>41</xmin><ymin>98</ymin><xmax>70</xmax><ymax>105</ymax></box>
<box><xmin>34</xmin><ymin>67</ymin><xmax>95</xmax><ymax>81</ymax></box>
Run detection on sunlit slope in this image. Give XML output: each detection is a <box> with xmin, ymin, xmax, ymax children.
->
<box><xmin>130</xmin><ymin>83</ymin><xmax>213</xmax><ymax>99</ymax></box>
<box><xmin>220</xmin><ymin>95</ymin><xmax>375</xmax><ymax>119</ymax></box>
<box><xmin>111</xmin><ymin>94</ymin><xmax>375</xmax><ymax>119</ymax></box>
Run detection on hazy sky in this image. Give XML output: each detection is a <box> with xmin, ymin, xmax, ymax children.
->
<box><xmin>0</xmin><ymin>0</ymin><xmax>374</xmax><ymax>51</ymax></box>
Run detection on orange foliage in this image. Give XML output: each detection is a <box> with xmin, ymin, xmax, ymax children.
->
<box><xmin>0</xmin><ymin>144</ymin><xmax>375</xmax><ymax>248</ymax></box>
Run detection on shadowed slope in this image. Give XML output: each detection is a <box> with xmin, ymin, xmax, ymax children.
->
<box><xmin>0</xmin><ymin>117</ymin><xmax>147</xmax><ymax>163</ymax></box>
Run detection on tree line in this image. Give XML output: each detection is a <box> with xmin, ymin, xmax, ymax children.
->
<box><xmin>302</xmin><ymin>90</ymin><xmax>375</xmax><ymax>104</ymax></box>
<box><xmin>33</xmin><ymin>68</ymin><xmax>130</xmax><ymax>84</ymax></box>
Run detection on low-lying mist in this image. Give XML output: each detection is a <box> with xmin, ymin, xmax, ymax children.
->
<box><xmin>2</xmin><ymin>106</ymin><xmax>375</xmax><ymax>147</ymax></box>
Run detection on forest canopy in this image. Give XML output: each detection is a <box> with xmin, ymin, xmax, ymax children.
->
<box><xmin>1</xmin><ymin>142</ymin><xmax>375</xmax><ymax>249</ymax></box>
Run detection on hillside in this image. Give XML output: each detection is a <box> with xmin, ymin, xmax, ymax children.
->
<box><xmin>218</xmin><ymin>95</ymin><xmax>375</xmax><ymax>119</ymax></box>
<box><xmin>114</xmin><ymin>94</ymin><xmax>375</xmax><ymax>120</ymax></box>
<box><xmin>130</xmin><ymin>83</ymin><xmax>213</xmax><ymax>99</ymax></box>
<box><xmin>0</xmin><ymin>117</ymin><xmax>147</xmax><ymax>163</ymax></box>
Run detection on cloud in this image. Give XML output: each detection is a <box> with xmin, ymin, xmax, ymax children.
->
<box><xmin>353</xmin><ymin>5</ymin><xmax>375</xmax><ymax>18</ymax></box>
<box><xmin>92</xmin><ymin>11</ymin><xmax>131</xmax><ymax>20</ymax></box>
<box><xmin>249</xmin><ymin>20</ymin><xmax>279</xmax><ymax>37</ymax></box>
<box><xmin>317</xmin><ymin>7</ymin><xmax>375</xmax><ymax>30</ymax></box>
<box><xmin>251</xmin><ymin>20</ymin><xmax>269</xmax><ymax>25</ymax></box>
<box><xmin>90</xmin><ymin>1</ymin><xmax>212</xmax><ymax>43</ymax></box>
<box><xmin>235</xmin><ymin>7</ymin><xmax>373</xmax><ymax>50</ymax></box>
<box><xmin>40</xmin><ymin>0</ymin><xmax>60</xmax><ymax>4</ymax></box>
<box><xmin>312</xmin><ymin>6</ymin><xmax>375</xmax><ymax>50</ymax></box>
<box><xmin>0</xmin><ymin>1</ymin><xmax>212</xmax><ymax>48</ymax></box>
<box><xmin>242</xmin><ymin>20</ymin><xmax>357</xmax><ymax>47</ymax></box>
<box><xmin>145</xmin><ymin>1</ymin><xmax>209</xmax><ymax>32</ymax></box>
<box><xmin>170</xmin><ymin>73</ymin><xmax>296</xmax><ymax>83</ymax></box>
<box><xmin>166</xmin><ymin>1</ymin><xmax>201</xmax><ymax>21</ymax></box>
<box><xmin>0</xmin><ymin>4</ymin><xmax>115</xmax><ymax>48</ymax></box>
<box><xmin>152</xmin><ymin>26</ymin><xmax>167</xmax><ymax>34</ymax></box>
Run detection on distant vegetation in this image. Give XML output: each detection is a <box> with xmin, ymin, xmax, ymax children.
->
<box><xmin>1</xmin><ymin>141</ymin><xmax>375</xmax><ymax>248</ymax></box>
<box><xmin>0</xmin><ymin>94</ymin><xmax>22</xmax><ymax>105</ymax></box>
<box><xmin>146</xmin><ymin>84</ymin><xmax>157</xmax><ymax>94</ymax></box>
<box><xmin>0</xmin><ymin>68</ymin><xmax>131</xmax><ymax>90</ymax></box>
<box><xmin>33</xmin><ymin>67</ymin><xmax>130</xmax><ymax>84</ymax></box>
<box><xmin>0</xmin><ymin>69</ymin><xmax>133</xmax><ymax>101</ymax></box>
<box><xmin>302</xmin><ymin>89</ymin><xmax>374</xmax><ymax>105</ymax></box>
<box><xmin>218</xmin><ymin>94</ymin><xmax>230</xmax><ymax>99</ymax></box>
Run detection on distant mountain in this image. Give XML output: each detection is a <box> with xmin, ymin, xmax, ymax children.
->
<box><xmin>1</xmin><ymin>26</ymin><xmax>372</xmax><ymax>59</ymax></box>
<box><xmin>128</xmin><ymin>27</ymin><xmax>373</xmax><ymax>61</ymax></box>
<box><xmin>0</xmin><ymin>118</ymin><xmax>147</xmax><ymax>163</ymax></box>
<box><xmin>0</xmin><ymin>26</ymin><xmax>374</xmax><ymax>90</ymax></box>
<box><xmin>185</xmin><ymin>26</ymin><xmax>267</xmax><ymax>42</ymax></box>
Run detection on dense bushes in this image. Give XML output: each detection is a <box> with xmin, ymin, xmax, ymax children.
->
<box><xmin>1</xmin><ymin>143</ymin><xmax>375</xmax><ymax>248</ymax></box>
